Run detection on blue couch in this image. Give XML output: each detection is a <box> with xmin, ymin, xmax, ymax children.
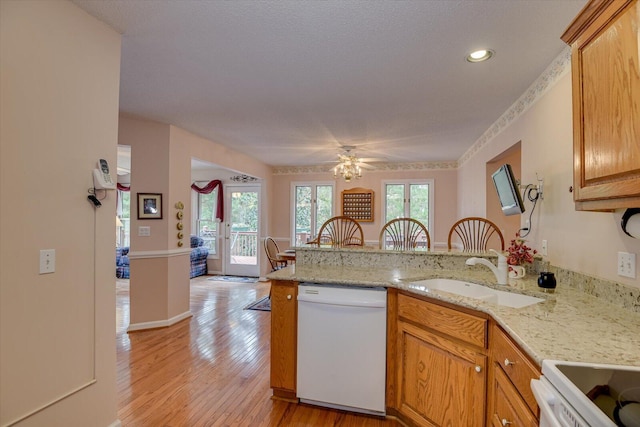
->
<box><xmin>115</xmin><ymin>235</ymin><xmax>209</xmax><ymax>279</ymax></box>
<box><xmin>189</xmin><ymin>235</ymin><xmax>209</xmax><ymax>278</ymax></box>
<box><xmin>116</xmin><ymin>246</ymin><xmax>130</xmax><ymax>279</ymax></box>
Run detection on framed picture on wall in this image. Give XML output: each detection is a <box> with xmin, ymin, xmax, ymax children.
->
<box><xmin>137</xmin><ymin>193</ymin><xmax>163</xmax><ymax>219</ymax></box>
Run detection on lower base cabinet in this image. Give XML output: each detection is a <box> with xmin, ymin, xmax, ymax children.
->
<box><xmin>270</xmin><ymin>280</ymin><xmax>297</xmax><ymax>400</ymax></box>
<box><xmin>397</xmin><ymin>321</ymin><xmax>487</xmax><ymax>426</ymax></box>
<box><xmin>396</xmin><ymin>293</ymin><xmax>488</xmax><ymax>426</ymax></box>
<box><xmin>489</xmin><ymin>366</ymin><xmax>538</xmax><ymax>427</ymax></box>
<box><xmin>269</xmin><ymin>286</ymin><xmax>540</xmax><ymax>426</ymax></box>
<box><xmin>487</xmin><ymin>323</ymin><xmax>540</xmax><ymax>426</ymax></box>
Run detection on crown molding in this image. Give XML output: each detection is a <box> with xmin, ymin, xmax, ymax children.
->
<box><xmin>458</xmin><ymin>47</ymin><xmax>572</xmax><ymax>166</ymax></box>
<box><xmin>272</xmin><ymin>161</ymin><xmax>458</xmax><ymax>175</ymax></box>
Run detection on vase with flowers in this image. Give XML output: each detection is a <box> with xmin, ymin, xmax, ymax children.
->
<box><xmin>506</xmin><ymin>233</ymin><xmax>537</xmax><ymax>278</ymax></box>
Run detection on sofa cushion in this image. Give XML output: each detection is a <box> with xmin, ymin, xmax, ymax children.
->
<box><xmin>190</xmin><ymin>246</ymin><xmax>209</xmax><ymax>261</ymax></box>
<box><xmin>190</xmin><ymin>235</ymin><xmax>205</xmax><ymax>248</ymax></box>
<box><xmin>116</xmin><ymin>247</ymin><xmax>130</xmax><ymax>266</ymax></box>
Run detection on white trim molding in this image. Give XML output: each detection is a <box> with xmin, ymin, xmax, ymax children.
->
<box><xmin>273</xmin><ymin>161</ymin><xmax>457</xmax><ymax>176</ymax></box>
<box><xmin>127</xmin><ymin>248</ymin><xmax>191</xmax><ymax>259</ymax></box>
<box><xmin>127</xmin><ymin>311</ymin><xmax>193</xmax><ymax>332</ymax></box>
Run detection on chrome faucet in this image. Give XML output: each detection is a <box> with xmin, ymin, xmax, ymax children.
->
<box><xmin>465</xmin><ymin>249</ymin><xmax>508</xmax><ymax>285</ymax></box>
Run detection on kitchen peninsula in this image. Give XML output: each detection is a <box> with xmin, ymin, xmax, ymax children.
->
<box><xmin>267</xmin><ymin>247</ymin><xmax>640</xmax><ymax>426</ymax></box>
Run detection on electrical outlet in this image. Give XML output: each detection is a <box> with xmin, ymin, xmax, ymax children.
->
<box><xmin>617</xmin><ymin>252</ymin><xmax>636</xmax><ymax>278</ymax></box>
<box><xmin>39</xmin><ymin>249</ymin><xmax>55</xmax><ymax>274</ymax></box>
<box><xmin>541</xmin><ymin>240</ymin><xmax>548</xmax><ymax>256</ymax></box>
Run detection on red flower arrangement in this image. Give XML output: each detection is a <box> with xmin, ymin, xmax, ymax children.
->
<box><xmin>506</xmin><ymin>233</ymin><xmax>537</xmax><ymax>266</ymax></box>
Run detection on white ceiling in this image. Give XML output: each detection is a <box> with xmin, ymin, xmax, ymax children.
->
<box><xmin>74</xmin><ymin>0</ymin><xmax>586</xmax><ymax>167</ymax></box>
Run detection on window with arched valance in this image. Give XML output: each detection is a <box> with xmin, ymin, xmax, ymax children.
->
<box><xmin>191</xmin><ymin>180</ymin><xmax>223</xmax><ymax>222</ymax></box>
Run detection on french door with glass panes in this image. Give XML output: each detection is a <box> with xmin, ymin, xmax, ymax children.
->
<box><xmin>383</xmin><ymin>180</ymin><xmax>434</xmax><ymax>248</ymax></box>
<box><xmin>291</xmin><ymin>183</ymin><xmax>334</xmax><ymax>246</ymax></box>
<box><xmin>224</xmin><ymin>185</ymin><xmax>260</xmax><ymax>277</ymax></box>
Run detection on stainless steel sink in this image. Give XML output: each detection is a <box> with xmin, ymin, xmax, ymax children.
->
<box><xmin>408</xmin><ymin>278</ymin><xmax>543</xmax><ymax>309</ymax></box>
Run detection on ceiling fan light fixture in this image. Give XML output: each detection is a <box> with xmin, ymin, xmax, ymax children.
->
<box><xmin>466</xmin><ymin>49</ymin><xmax>494</xmax><ymax>63</ymax></box>
<box><xmin>333</xmin><ymin>155</ymin><xmax>362</xmax><ymax>182</ymax></box>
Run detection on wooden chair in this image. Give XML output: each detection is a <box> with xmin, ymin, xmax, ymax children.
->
<box><xmin>264</xmin><ymin>237</ymin><xmax>287</xmax><ymax>271</ymax></box>
<box><xmin>313</xmin><ymin>216</ymin><xmax>364</xmax><ymax>248</ymax></box>
<box><xmin>379</xmin><ymin>218</ymin><xmax>431</xmax><ymax>251</ymax></box>
<box><xmin>447</xmin><ymin>217</ymin><xmax>504</xmax><ymax>252</ymax></box>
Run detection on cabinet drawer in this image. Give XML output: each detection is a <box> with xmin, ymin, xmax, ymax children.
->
<box><xmin>398</xmin><ymin>293</ymin><xmax>487</xmax><ymax>348</ymax></box>
<box><xmin>490</xmin><ymin>364</ymin><xmax>538</xmax><ymax>427</ymax></box>
<box><xmin>491</xmin><ymin>325</ymin><xmax>540</xmax><ymax>414</ymax></box>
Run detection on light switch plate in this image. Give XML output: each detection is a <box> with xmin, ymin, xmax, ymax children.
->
<box><xmin>138</xmin><ymin>226</ymin><xmax>151</xmax><ymax>237</ymax></box>
<box><xmin>39</xmin><ymin>249</ymin><xmax>55</xmax><ymax>274</ymax></box>
<box><xmin>541</xmin><ymin>240</ymin><xmax>548</xmax><ymax>256</ymax></box>
<box><xmin>618</xmin><ymin>252</ymin><xmax>636</xmax><ymax>278</ymax></box>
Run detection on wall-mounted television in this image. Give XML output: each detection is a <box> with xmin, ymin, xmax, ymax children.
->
<box><xmin>491</xmin><ymin>164</ymin><xmax>525</xmax><ymax>216</ymax></box>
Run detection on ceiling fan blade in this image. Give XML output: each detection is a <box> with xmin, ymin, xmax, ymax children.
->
<box><xmin>358</xmin><ymin>157</ymin><xmax>386</xmax><ymax>163</ymax></box>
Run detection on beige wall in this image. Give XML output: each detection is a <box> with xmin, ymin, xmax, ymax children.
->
<box><xmin>1</xmin><ymin>1</ymin><xmax>120</xmax><ymax>425</ymax></box>
<box><xmin>271</xmin><ymin>168</ymin><xmax>458</xmax><ymax>249</ymax></box>
<box><xmin>458</xmin><ymin>69</ymin><xmax>640</xmax><ymax>288</ymax></box>
<box><xmin>121</xmin><ymin>116</ymin><xmax>172</xmax><ymax>250</ymax></box>
<box><xmin>120</xmin><ymin>116</ymin><xmax>274</xmax><ymax>278</ymax></box>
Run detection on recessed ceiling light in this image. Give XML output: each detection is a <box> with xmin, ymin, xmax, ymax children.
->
<box><xmin>466</xmin><ymin>49</ymin><xmax>494</xmax><ymax>63</ymax></box>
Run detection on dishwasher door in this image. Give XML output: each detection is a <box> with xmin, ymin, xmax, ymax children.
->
<box><xmin>297</xmin><ymin>283</ymin><xmax>387</xmax><ymax>416</ymax></box>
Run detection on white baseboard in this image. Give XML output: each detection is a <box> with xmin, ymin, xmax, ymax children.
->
<box><xmin>127</xmin><ymin>310</ymin><xmax>192</xmax><ymax>332</ymax></box>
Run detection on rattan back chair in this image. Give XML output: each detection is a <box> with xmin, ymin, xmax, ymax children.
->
<box><xmin>313</xmin><ymin>216</ymin><xmax>364</xmax><ymax>248</ymax></box>
<box><xmin>447</xmin><ymin>217</ymin><xmax>504</xmax><ymax>252</ymax></box>
<box><xmin>264</xmin><ymin>237</ymin><xmax>287</xmax><ymax>271</ymax></box>
<box><xmin>379</xmin><ymin>218</ymin><xmax>431</xmax><ymax>251</ymax></box>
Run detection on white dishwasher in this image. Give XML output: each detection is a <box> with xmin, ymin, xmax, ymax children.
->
<box><xmin>297</xmin><ymin>283</ymin><xmax>387</xmax><ymax>416</ymax></box>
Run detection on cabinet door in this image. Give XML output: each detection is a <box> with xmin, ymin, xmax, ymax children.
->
<box><xmin>397</xmin><ymin>321</ymin><xmax>486</xmax><ymax>427</ymax></box>
<box><xmin>270</xmin><ymin>281</ymin><xmax>297</xmax><ymax>398</ymax></box>
<box><xmin>491</xmin><ymin>325</ymin><xmax>540</xmax><ymax>415</ymax></box>
<box><xmin>567</xmin><ymin>0</ymin><xmax>640</xmax><ymax>209</ymax></box>
<box><xmin>489</xmin><ymin>366</ymin><xmax>538</xmax><ymax>427</ymax></box>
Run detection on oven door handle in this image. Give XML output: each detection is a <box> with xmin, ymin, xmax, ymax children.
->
<box><xmin>531</xmin><ymin>378</ymin><xmax>563</xmax><ymax>427</ymax></box>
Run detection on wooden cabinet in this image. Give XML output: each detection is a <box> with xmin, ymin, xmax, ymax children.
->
<box><xmin>487</xmin><ymin>323</ymin><xmax>540</xmax><ymax>426</ymax></box>
<box><xmin>341</xmin><ymin>187</ymin><xmax>374</xmax><ymax>222</ymax></box>
<box><xmin>489</xmin><ymin>367</ymin><xmax>538</xmax><ymax>427</ymax></box>
<box><xmin>268</xmin><ymin>283</ymin><xmax>542</xmax><ymax>425</ymax></box>
<box><xmin>270</xmin><ymin>280</ymin><xmax>298</xmax><ymax>400</ymax></box>
<box><xmin>396</xmin><ymin>293</ymin><xmax>488</xmax><ymax>426</ymax></box>
<box><xmin>562</xmin><ymin>0</ymin><xmax>640</xmax><ymax>210</ymax></box>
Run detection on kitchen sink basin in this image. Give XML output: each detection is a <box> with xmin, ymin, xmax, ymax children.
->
<box><xmin>409</xmin><ymin>278</ymin><xmax>543</xmax><ymax>309</ymax></box>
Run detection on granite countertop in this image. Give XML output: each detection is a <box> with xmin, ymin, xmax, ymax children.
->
<box><xmin>267</xmin><ymin>263</ymin><xmax>640</xmax><ymax>367</ymax></box>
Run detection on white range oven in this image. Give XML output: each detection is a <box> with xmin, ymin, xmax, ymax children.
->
<box><xmin>531</xmin><ymin>360</ymin><xmax>640</xmax><ymax>427</ymax></box>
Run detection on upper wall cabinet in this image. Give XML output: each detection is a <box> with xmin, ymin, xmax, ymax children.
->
<box><xmin>562</xmin><ymin>0</ymin><xmax>640</xmax><ymax>211</ymax></box>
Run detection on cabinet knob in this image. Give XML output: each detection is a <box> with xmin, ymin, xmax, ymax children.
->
<box><xmin>502</xmin><ymin>419</ymin><xmax>512</xmax><ymax>426</ymax></box>
<box><xmin>287</xmin><ymin>295</ymin><xmax>292</xmax><ymax>300</ymax></box>
<box><xmin>504</xmin><ymin>358</ymin><xmax>516</xmax><ymax>367</ymax></box>
<box><xmin>475</xmin><ymin>365</ymin><xmax>482</xmax><ymax>373</ymax></box>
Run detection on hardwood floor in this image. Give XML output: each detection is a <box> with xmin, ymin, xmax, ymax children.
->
<box><xmin>116</xmin><ymin>276</ymin><xmax>401</xmax><ymax>426</ymax></box>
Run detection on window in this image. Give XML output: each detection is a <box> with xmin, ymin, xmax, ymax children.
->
<box><xmin>195</xmin><ymin>189</ymin><xmax>219</xmax><ymax>256</ymax></box>
<box><xmin>291</xmin><ymin>183</ymin><xmax>334</xmax><ymax>246</ymax></box>
<box><xmin>383</xmin><ymin>180</ymin><xmax>434</xmax><ymax>232</ymax></box>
